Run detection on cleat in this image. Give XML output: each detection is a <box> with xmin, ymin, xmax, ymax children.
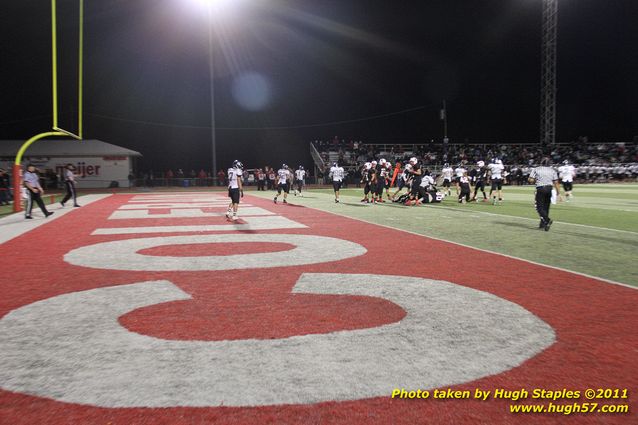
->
<box><xmin>25</xmin><ymin>216</ymin><xmax>33</xmax><ymax>219</ymax></box>
<box><xmin>539</xmin><ymin>219</ymin><xmax>545</xmax><ymax>229</ymax></box>
<box><xmin>273</xmin><ymin>197</ymin><xmax>277</xmax><ymax>204</ymax></box>
<box><xmin>544</xmin><ymin>219</ymin><xmax>553</xmax><ymax>231</ymax></box>
<box><xmin>283</xmin><ymin>199</ymin><xmax>288</xmax><ymax>204</ymax></box>
<box><xmin>45</xmin><ymin>211</ymin><xmax>54</xmax><ymax>218</ymax></box>
<box><xmin>232</xmin><ymin>216</ymin><xmax>238</xmax><ymax>221</ymax></box>
<box><xmin>74</xmin><ymin>204</ymin><xmax>81</xmax><ymax>207</ymax></box>
<box><xmin>60</xmin><ymin>202</ymin><xmax>65</xmax><ymax>208</ymax></box>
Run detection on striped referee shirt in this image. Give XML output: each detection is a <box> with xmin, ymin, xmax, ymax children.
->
<box><xmin>529</xmin><ymin>166</ymin><xmax>558</xmax><ymax>187</ymax></box>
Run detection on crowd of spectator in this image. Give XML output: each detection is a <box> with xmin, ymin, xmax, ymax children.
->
<box><xmin>312</xmin><ymin>136</ymin><xmax>638</xmax><ymax>185</ymax></box>
<box><xmin>313</xmin><ymin>136</ymin><xmax>637</xmax><ymax>169</ymax></box>
<box><xmin>133</xmin><ymin>166</ymin><xmax>315</xmax><ymax>188</ymax></box>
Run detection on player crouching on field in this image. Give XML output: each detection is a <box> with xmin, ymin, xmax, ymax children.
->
<box><xmin>226</xmin><ymin>160</ymin><xmax>244</xmax><ymax>221</ymax></box>
<box><xmin>403</xmin><ymin>157</ymin><xmax>423</xmax><ymax>206</ymax></box>
<box><xmin>458</xmin><ymin>170</ymin><xmax>472</xmax><ymax>204</ymax></box>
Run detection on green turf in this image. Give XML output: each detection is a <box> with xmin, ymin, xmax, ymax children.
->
<box><xmin>251</xmin><ymin>184</ymin><xmax>638</xmax><ymax>287</ymax></box>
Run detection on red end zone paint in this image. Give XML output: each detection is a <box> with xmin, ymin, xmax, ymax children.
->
<box><xmin>0</xmin><ymin>193</ymin><xmax>636</xmax><ymax>424</ymax></box>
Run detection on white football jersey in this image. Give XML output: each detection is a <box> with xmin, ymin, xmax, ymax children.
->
<box><xmin>558</xmin><ymin>165</ymin><xmax>575</xmax><ymax>182</ymax></box>
<box><xmin>488</xmin><ymin>163</ymin><xmax>504</xmax><ymax>179</ymax></box>
<box><xmin>330</xmin><ymin>166</ymin><xmax>345</xmax><ymax>182</ymax></box>
<box><xmin>295</xmin><ymin>169</ymin><xmax>306</xmax><ymax>180</ymax></box>
<box><xmin>228</xmin><ymin>167</ymin><xmax>243</xmax><ymax>189</ymax></box>
<box><xmin>454</xmin><ymin>167</ymin><xmax>466</xmax><ymax>177</ymax></box>
<box><xmin>277</xmin><ymin>169</ymin><xmax>291</xmax><ymax>184</ymax></box>
<box><xmin>441</xmin><ymin>167</ymin><xmax>453</xmax><ymax>180</ymax></box>
<box><xmin>419</xmin><ymin>175</ymin><xmax>435</xmax><ymax>188</ymax></box>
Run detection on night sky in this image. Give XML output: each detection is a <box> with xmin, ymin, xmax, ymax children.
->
<box><xmin>1</xmin><ymin>0</ymin><xmax>637</xmax><ymax>172</ymax></box>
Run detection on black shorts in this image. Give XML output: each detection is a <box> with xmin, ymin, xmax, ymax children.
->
<box><xmin>491</xmin><ymin>179</ymin><xmax>503</xmax><ymax>191</ymax></box>
<box><xmin>474</xmin><ymin>181</ymin><xmax>485</xmax><ymax>191</ymax></box>
<box><xmin>333</xmin><ymin>181</ymin><xmax>342</xmax><ymax>192</ymax></box>
<box><xmin>562</xmin><ymin>181</ymin><xmax>573</xmax><ymax>191</ymax></box>
<box><xmin>364</xmin><ymin>182</ymin><xmax>372</xmax><ymax>195</ymax></box>
<box><xmin>376</xmin><ymin>181</ymin><xmax>385</xmax><ymax>195</ymax></box>
<box><xmin>397</xmin><ymin>178</ymin><xmax>405</xmax><ymax>189</ymax></box>
<box><xmin>277</xmin><ymin>183</ymin><xmax>290</xmax><ymax>194</ymax></box>
<box><xmin>228</xmin><ymin>188</ymin><xmax>240</xmax><ymax>204</ymax></box>
<box><xmin>443</xmin><ymin>179</ymin><xmax>451</xmax><ymax>188</ymax></box>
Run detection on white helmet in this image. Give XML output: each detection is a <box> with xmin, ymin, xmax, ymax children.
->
<box><xmin>379</xmin><ymin>158</ymin><xmax>386</xmax><ymax>165</ymax></box>
<box><xmin>385</xmin><ymin>161</ymin><xmax>392</xmax><ymax>168</ymax></box>
<box><xmin>477</xmin><ymin>160</ymin><xmax>485</xmax><ymax>167</ymax></box>
<box><xmin>405</xmin><ymin>164</ymin><xmax>413</xmax><ymax>171</ymax></box>
<box><xmin>409</xmin><ymin>157</ymin><xmax>418</xmax><ymax>165</ymax></box>
<box><xmin>364</xmin><ymin>162</ymin><xmax>372</xmax><ymax>170</ymax></box>
<box><xmin>496</xmin><ymin>159</ymin><xmax>503</xmax><ymax>165</ymax></box>
<box><xmin>371</xmin><ymin>160</ymin><xmax>378</xmax><ymax>166</ymax></box>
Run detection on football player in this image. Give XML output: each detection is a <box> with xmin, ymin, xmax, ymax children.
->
<box><xmin>405</xmin><ymin>157</ymin><xmax>423</xmax><ymax>205</ymax></box>
<box><xmin>488</xmin><ymin>158</ymin><xmax>505</xmax><ymax>205</ymax></box>
<box><xmin>226</xmin><ymin>160</ymin><xmax>244</xmax><ymax>221</ymax></box>
<box><xmin>375</xmin><ymin>159</ymin><xmax>389</xmax><ymax>203</ymax></box>
<box><xmin>558</xmin><ymin>159</ymin><xmax>576</xmax><ymax>201</ymax></box>
<box><xmin>273</xmin><ymin>164</ymin><xmax>292</xmax><ymax>204</ymax></box>
<box><xmin>294</xmin><ymin>165</ymin><xmax>306</xmax><ymax>196</ymax></box>
<box><xmin>471</xmin><ymin>160</ymin><xmax>488</xmax><ymax>202</ymax></box>
<box><xmin>360</xmin><ymin>162</ymin><xmax>376</xmax><ymax>203</ymax></box>
<box><xmin>458</xmin><ymin>172</ymin><xmax>471</xmax><ymax>204</ymax></box>
<box><xmin>454</xmin><ymin>163</ymin><xmax>466</xmax><ymax>196</ymax></box>
<box><xmin>440</xmin><ymin>163</ymin><xmax>454</xmax><ymax>196</ymax></box>
<box><xmin>329</xmin><ymin>162</ymin><xmax>345</xmax><ymax>203</ymax></box>
<box><xmin>384</xmin><ymin>161</ymin><xmax>394</xmax><ymax>200</ymax></box>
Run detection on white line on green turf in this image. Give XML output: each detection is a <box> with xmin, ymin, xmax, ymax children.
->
<box><xmin>314</xmin><ymin>206</ymin><xmax>638</xmax><ymax>291</ymax></box>
<box><xmin>265</xmin><ymin>191</ymin><xmax>637</xmax><ymax>291</ymax></box>
<box><xmin>430</xmin><ymin>205</ymin><xmax>638</xmax><ymax>235</ymax></box>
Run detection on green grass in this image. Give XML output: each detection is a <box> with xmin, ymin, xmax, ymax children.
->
<box><xmin>251</xmin><ymin>184</ymin><xmax>638</xmax><ymax>287</ymax></box>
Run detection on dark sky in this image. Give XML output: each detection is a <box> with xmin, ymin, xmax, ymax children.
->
<box><xmin>1</xmin><ymin>0</ymin><xmax>637</xmax><ymax>172</ymax></box>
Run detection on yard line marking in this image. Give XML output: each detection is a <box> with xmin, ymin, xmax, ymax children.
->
<box><xmin>430</xmin><ymin>205</ymin><xmax>638</xmax><ymax>235</ymax></box>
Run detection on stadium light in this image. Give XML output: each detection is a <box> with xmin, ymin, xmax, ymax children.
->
<box><xmin>182</xmin><ymin>0</ymin><xmax>248</xmax><ymax>183</ymax></box>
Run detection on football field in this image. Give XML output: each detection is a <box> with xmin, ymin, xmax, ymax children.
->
<box><xmin>255</xmin><ymin>183</ymin><xmax>638</xmax><ymax>287</ymax></box>
<box><xmin>0</xmin><ymin>185</ymin><xmax>636</xmax><ymax>424</ymax></box>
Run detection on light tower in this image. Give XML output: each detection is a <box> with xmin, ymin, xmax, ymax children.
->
<box><xmin>540</xmin><ymin>0</ymin><xmax>558</xmax><ymax>145</ymax></box>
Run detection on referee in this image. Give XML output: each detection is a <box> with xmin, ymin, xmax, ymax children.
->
<box><xmin>528</xmin><ymin>158</ymin><xmax>561</xmax><ymax>231</ymax></box>
<box><xmin>60</xmin><ymin>164</ymin><xmax>81</xmax><ymax>208</ymax></box>
<box><xmin>23</xmin><ymin>164</ymin><xmax>54</xmax><ymax>219</ymax></box>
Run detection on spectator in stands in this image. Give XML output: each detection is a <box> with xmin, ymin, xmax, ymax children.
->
<box><xmin>0</xmin><ymin>168</ymin><xmax>10</xmax><ymax>205</ymax></box>
<box><xmin>217</xmin><ymin>169</ymin><xmax>226</xmax><ymax>186</ymax></box>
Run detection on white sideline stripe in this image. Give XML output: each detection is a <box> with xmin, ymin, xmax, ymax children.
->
<box><xmin>93</xmin><ymin>216</ymin><xmax>307</xmax><ymax>235</ymax></box>
<box><xmin>0</xmin><ymin>194</ymin><xmax>112</xmax><ymax>245</ymax></box>
<box><xmin>118</xmin><ymin>203</ymin><xmax>247</xmax><ymax>210</ymax></box>
<box><xmin>306</xmin><ymin>203</ymin><xmax>638</xmax><ymax>291</ymax></box>
<box><xmin>431</xmin><ymin>204</ymin><xmax>638</xmax><ymax>236</ymax></box>
<box><xmin>108</xmin><ymin>207</ymin><xmax>274</xmax><ymax>220</ymax></box>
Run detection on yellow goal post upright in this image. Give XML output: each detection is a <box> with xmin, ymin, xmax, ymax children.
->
<box><xmin>13</xmin><ymin>0</ymin><xmax>84</xmax><ymax>212</ymax></box>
